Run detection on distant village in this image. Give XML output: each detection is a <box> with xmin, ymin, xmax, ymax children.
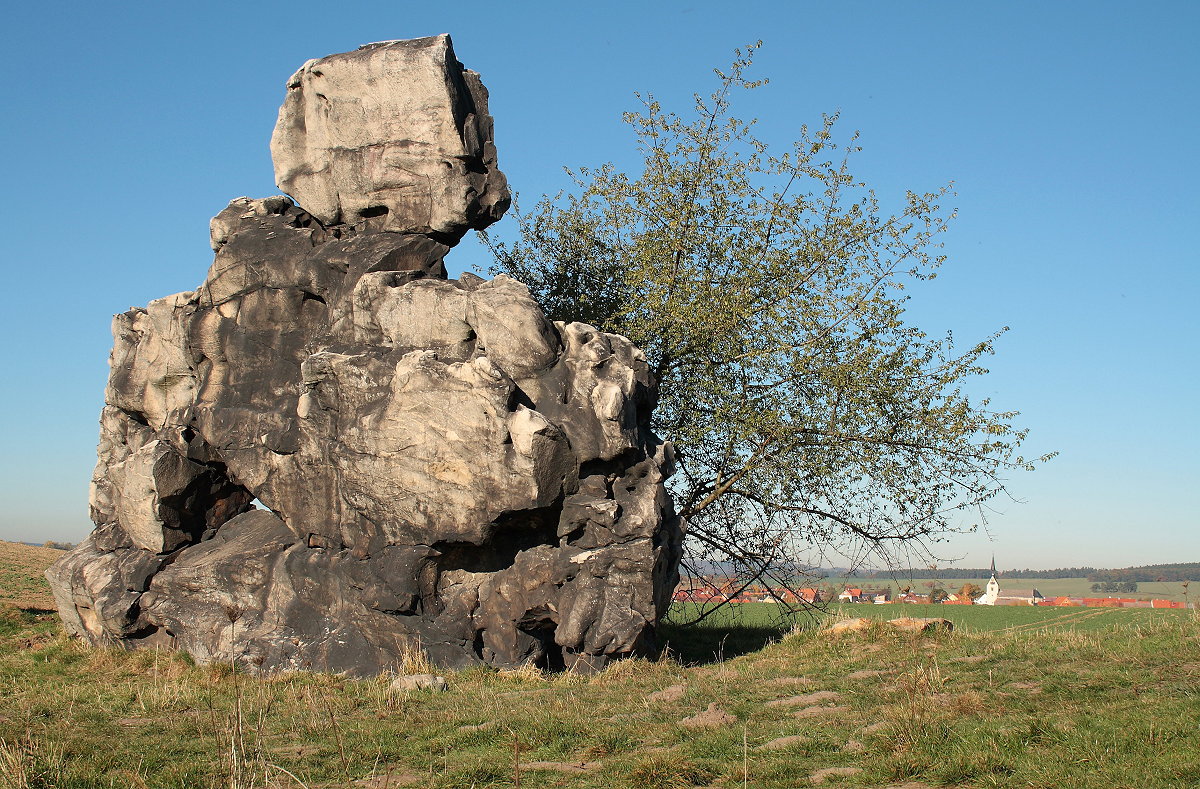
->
<box><xmin>673</xmin><ymin>563</ymin><xmax>1193</xmax><ymax>610</ymax></box>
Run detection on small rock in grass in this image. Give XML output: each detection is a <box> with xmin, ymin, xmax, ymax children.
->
<box><xmin>646</xmin><ymin>684</ymin><xmax>686</xmax><ymax>703</ymax></box>
<box><xmin>810</xmin><ymin>766</ymin><xmax>863</xmax><ymax>784</ymax></box>
<box><xmin>680</xmin><ymin>702</ymin><xmax>737</xmax><ymax>728</ymax></box>
<box><xmin>887</xmin><ymin>617</ymin><xmax>953</xmax><ymax>634</ymax></box>
<box><xmin>389</xmin><ymin>673</ymin><xmax>448</xmax><ymax>692</ymax></box>
<box><xmin>825</xmin><ymin>618</ymin><xmax>873</xmax><ymax>635</ymax></box>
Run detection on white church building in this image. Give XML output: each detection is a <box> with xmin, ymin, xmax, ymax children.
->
<box><xmin>975</xmin><ymin>558</ymin><xmax>1044</xmax><ymax>606</ymax></box>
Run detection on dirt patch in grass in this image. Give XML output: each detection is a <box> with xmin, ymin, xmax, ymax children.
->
<box><xmin>354</xmin><ymin>769</ymin><xmax>425</xmax><ymax>787</ymax></box>
<box><xmin>809</xmin><ymin>765</ymin><xmax>863</xmax><ymax>783</ymax></box>
<box><xmin>766</xmin><ymin>690</ymin><xmax>841</xmax><ymax>708</ymax></box>
<box><xmin>795</xmin><ymin>704</ymin><xmax>851</xmax><ymax>719</ymax></box>
<box><xmin>758</xmin><ymin>734</ymin><xmax>806</xmax><ymax>750</ymax></box>
<box><xmin>680</xmin><ymin>702</ymin><xmax>737</xmax><ymax>728</ymax></box>
<box><xmin>523</xmin><ymin>761</ymin><xmax>602</xmax><ymax>773</ymax></box>
<box><xmin>844</xmin><ymin>669</ymin><xmax>889</xmax><ymax>680</ymax></box>
<box><xmin>646</xmin><ymin>683</ymin><xmax>686</xmax><ymax>703</ymax></box>
<box><xmin>1008</xmin><ymin>681</ymin><xmax>1043</xmax><ymax>693</ymax></box>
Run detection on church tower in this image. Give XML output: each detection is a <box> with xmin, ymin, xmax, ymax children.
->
<box><xmin>977</xmin><ymin>557</ymin><xmax>1000</xmax><ymax>605</ymax></box>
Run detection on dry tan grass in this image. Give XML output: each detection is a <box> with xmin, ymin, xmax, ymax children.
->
<box><xmin>0</xmin><ymin>735</ymin><xmax>65</xmax><ymax>788</ymax></box>
<box><xmin>0</xmin><ymin>541</ymin><xmax>64</xmax><ymax>610</ymax></box>
<box><xmin>395</xmin><ymin>637</ymin><xmax>435</xmax><ymax>676</ymax></box>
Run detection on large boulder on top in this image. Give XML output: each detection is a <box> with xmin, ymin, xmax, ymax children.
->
<box><xmin>270</xmin><ymin>35</ymin><xmax>509</xmax><ymax>240</ymax></box>
<box><xmin>47</xmin><ymin>37</ymin><xmax>683</xmax><ymax>677</ymax></box>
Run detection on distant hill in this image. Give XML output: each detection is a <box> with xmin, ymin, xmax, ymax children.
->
<box><xmin>1087</xmin><ymin>563</ymin><xmax>1200</xmax><ymax>583</ymax></box>
<box><xmin>858</xmin><ymin>567</ymin><xmax>1099</xmax><ymax>580</ymax></box>
<box><xmin>854</xmin><ymin>562</ymin><xmax>1200</xmax><ymax>581</ymax></box>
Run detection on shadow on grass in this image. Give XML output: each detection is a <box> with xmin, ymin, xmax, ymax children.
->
<box><xmin>17</xmin><ymin>607</ymin><xmax>56</xmax><ymax>616</ymax></box>
<box><xmin>0</xmin><ymin>605</ymin><xmax>58</xmax><ymax>638</ymax></box>
<box><xmin>657</xmin><ymin>622</ymin><xmax>788</xmax><ymax>665</ymax></box>
<box><xmin>657</xmin><ymin>602</ymin><xmax>832</xmax><ymax>664</ymax></box>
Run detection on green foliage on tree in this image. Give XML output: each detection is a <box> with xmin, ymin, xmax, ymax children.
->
<box><xmin>485</xmin><ymin>44</ymin><xmax>1053</xmax><ymax>608</ymax></box>
<box><xmin>1091</xmin><ymin>581</ymin><xmax>1138</xmax><ymax>594</ymax></box>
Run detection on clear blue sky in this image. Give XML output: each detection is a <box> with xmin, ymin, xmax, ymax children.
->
<box><xmin>1</xmin><ymin>1</ymin><xmax>1195</xmax><ymax>570</ymax></box>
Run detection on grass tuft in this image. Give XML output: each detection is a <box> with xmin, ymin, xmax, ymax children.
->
<box><xmin>625</xmin><ymin>752</ymin><xmax>716</xmax><ymax>789</ymax></box>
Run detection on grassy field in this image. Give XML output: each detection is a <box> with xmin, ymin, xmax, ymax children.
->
<box><xmin>3</xmin><ymin>544</ymin><xmax>1200</xmax><ymax>788</ymax></box>
<box><xmin>0</xmin><ymin>541</ymin><xmax>62</xmax><ymax>610</ymax></box>
<box><xmin>664</xmin><ymin>601</ymin><xmax>1196</xmax><ymax>662</ymax></box>
<box><xmin>832</xmin><ymin>576</ymin><xmax>1198</xmax><ymax>602</ymax></box>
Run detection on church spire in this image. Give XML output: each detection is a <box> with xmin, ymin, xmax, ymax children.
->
<box><xmin>981</xmin><ymin>556</ymin><xmax>1000</xmax><ymax>605</ymax></box>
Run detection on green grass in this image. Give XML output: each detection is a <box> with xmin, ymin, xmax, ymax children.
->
<box><xmin>3</xmin><ymin>605</ymin><xmax>1198</xmax><ymax>788</ymax></box>
<box><xmin>667</xmin><ymin>600</ymin><xmax>1195</xmax><ymax>651</ymax></box>
<box><xmin>3</xmin><ymin>546</ymin><xmax>1200</xmax><ymax>787</ymax></box>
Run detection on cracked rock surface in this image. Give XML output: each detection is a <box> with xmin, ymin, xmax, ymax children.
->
<box><xmin>48</xmin><ymin>36</ymin><xmax>683</xmax><ymax>676</ymax></box>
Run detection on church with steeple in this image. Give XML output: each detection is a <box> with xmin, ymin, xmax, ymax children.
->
<box><xmin>976</xmin><ymin>557</ymin><xmax>1001</xmax><ymax>605</ymax></box>
<box><xmin>975</xmin><ymin>557</ymin><xmax>1044</xmax><ymax>605</ymax></box>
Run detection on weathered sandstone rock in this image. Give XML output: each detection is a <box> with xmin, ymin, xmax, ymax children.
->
<box><xmin>389</xmin><ymin>674</ymin><xmax>448</xmax><ymax>693</ymax></box>
<box><xmin>887</xmin><ymin>617</ymin><xmax>954</xmax><ymax>633</ymax></box>
<box><xmin>48</xmin><ymin>38</ymin><xmax>682</xmax><ymax>676</ymax></box>
<box><xmin>270</xmin><ymin>35</ymin><xmax>509</xmax><ymax>239</ymax></box>
<box><xmin>821</xmin><ymin>616</ymin><xmax>954</xmax><ymax>636</ymax></box>
<box><xmin>824</xmin><ymin>617</ymin><xmax>874</xmax><ymax>635</ymax></box>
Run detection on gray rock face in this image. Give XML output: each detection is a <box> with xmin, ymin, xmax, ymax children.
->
<box><xmin>48</xmin><ymin>38</ymin><xmax>682</xmax><ymax>677</ymax></box>
<box><xmin>270</xmin><ymin>35</ymin><xmax>509</xmax><ymax>240</ymax></box>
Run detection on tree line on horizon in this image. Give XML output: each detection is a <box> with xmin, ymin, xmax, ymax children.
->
<box><xmin>861</xmin><ymin>562</ymin><xmax>1199</xmax><ymax>581</ymax></box>
<box><xmin>1086</xmin><ymin>563</ymin><xmax>1200</xmax><ymax>583</ymax></box>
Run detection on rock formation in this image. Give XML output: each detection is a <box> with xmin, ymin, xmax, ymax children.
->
<box><xmin>47</xmin><ymin>35</ymin><xmax>683</xmax><ymax>676</ymax></box>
